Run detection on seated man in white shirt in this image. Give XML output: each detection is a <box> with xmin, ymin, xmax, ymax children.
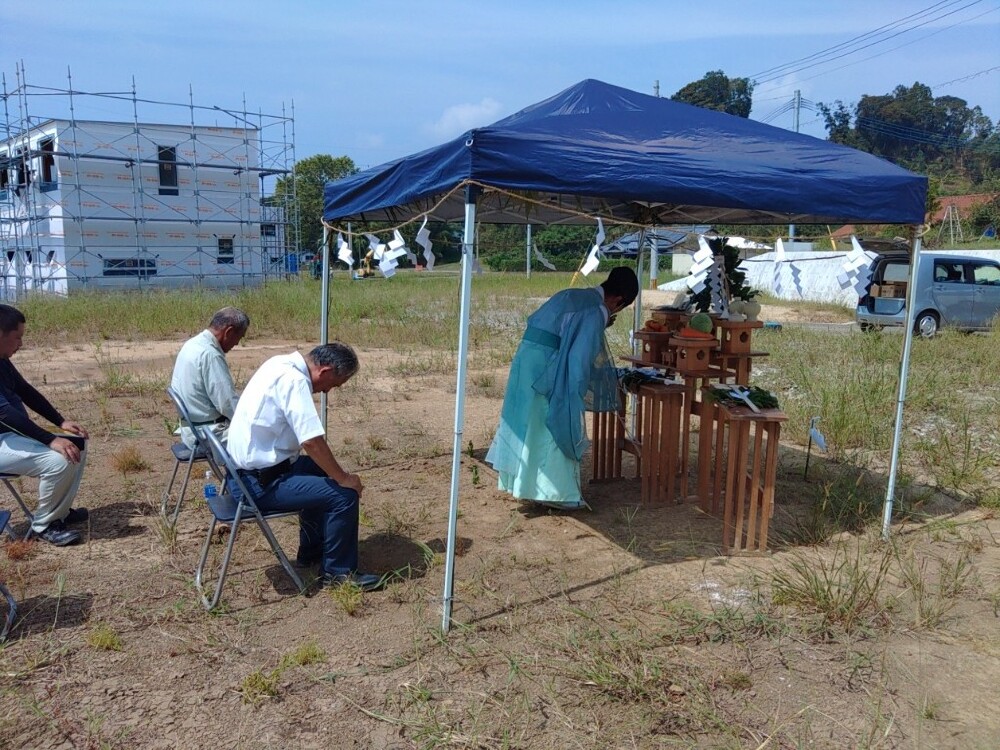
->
<box><xmin>226</xmin><ymin>342</ymin><xmax>382</xmax><ymax>591</ymax></box>
<box><xmin>170</xmin><ymin>307</ymin><xmax>249</xmax><ymax>448</ymax></box>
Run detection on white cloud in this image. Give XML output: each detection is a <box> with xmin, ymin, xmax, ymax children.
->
<box><xmin>425</xmin><ymin>98</ymin><xmax>503</xmax><ymax>139</ymax></box>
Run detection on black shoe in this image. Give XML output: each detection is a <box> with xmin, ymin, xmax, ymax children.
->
<box><xmin>319</xmin><ymin>572</ymin><xmax>385</xmax><ymax>592</ymax></box>
<box><xmin>37</xmin><ymin>520</ymin><xmax>82</xmax><ymax>547</ymax></box>
<box><xmin>64</xmin><ymin>507</ymin><xmax>90</xmax><ymax>525</ymax></box>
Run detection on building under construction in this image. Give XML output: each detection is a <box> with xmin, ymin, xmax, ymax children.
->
<box><xmin>0</xmin><ymin>68</ymin><xmax>297</xmax><ymax>299</ymax></box>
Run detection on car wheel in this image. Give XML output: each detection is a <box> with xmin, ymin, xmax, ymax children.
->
<box><xmin>915</xmin><ymin>311</ymin><xmax>939</xmax><ymax>337</ymax></box>
<box><xmin>859</xmin><ymin>322</ymin><xmax>882</xmax><ymax>333</ymax></box>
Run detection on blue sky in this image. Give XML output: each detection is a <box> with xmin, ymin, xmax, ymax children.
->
<box><xmin>3</xmin><ymin>1</ymin><xmax>998</xmax><ymax>170</ymax></box>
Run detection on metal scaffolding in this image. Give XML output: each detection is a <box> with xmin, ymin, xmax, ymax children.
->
<box><xmin>0</xmin><ymin>64</ymin><xmax>298</xmax><ymax>299</ymax></box>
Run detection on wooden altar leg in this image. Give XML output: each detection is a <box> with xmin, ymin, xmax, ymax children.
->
<box><xmin>696</xmin><ymin>397</ymin><xmax>715</xmax><ymax>509</ymax></box>
<box><xmin>757</xmin><ymin>422</ymin><xmax>781</xmax><ymax>551</ymax></box>
<box><xmin>640</xmin><ymin>389</ymin><xmax>655</xmax><ymax>504</ymax></box>
<box><xmin>711</xmin><ymin>406</ymin><xmax>727</xmax><ymax>517</ymax></box>
<box><xmin>723</xmin><ymin>420</ymin><xmax>750</xmax><ymax>551</ymax></box>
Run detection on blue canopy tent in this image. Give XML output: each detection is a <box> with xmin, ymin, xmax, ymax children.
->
<box><xmin>323</xmin><ymin>79</ymin><xmax>927</xmax><ymax>631</ymax></box>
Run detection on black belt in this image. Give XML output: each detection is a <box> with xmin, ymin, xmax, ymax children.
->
<box><xmin>242</xmin><ymin>458</ymin><xmax>293</xmax><ymax>487</ymax></box>
<box><xmin>191</xmin><ymin>416</ymin><xmax>229</xmax><ymax>427</ymax></box>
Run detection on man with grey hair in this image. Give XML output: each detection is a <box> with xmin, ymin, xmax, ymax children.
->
<box><xmin>226</xmin><ymin>342</ymin><xmax>382</xmax><ymax>591</ymax></box>
<box><xmin>170</xmin><ymin>307</ymin><xmax>249</xmax><ymax>448</ymax></box>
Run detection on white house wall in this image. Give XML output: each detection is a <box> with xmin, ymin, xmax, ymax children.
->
<box><xmin>0</xmin><ymin>119</ymin><xmax>280</xmax><ymax>296</ymax></box>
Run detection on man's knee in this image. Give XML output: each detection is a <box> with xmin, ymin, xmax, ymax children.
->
<box><xmin>43</xmin><ymin>453</ymin><xmax>80</xmax><ymax>479</ymax></box>
<box><xmin>21</xmin><ymin>450</ymin><xmax>82</xmax><ymax>482</ymax></box>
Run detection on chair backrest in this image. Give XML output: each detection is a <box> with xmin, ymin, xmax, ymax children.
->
<box><xmin>199</xmin><ymin>427</ymin><xmax>265</xmax><ymax>520</ymax></box>
<box><xmin>166</xmin><ymin>387</ymin><xmax>200</xmax><ymax>436</ymax></box>
<box><xmin>194</xmin><ymin>423</ymin><xmax>305</xmax><ymax>609</ymax></box>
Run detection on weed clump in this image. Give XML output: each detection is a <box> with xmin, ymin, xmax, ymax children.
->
<box><xmin>87</xmin><ymin>623</ymin><xmax>124</xmax><ymax>652</ymax></box>
<box><xmin>112</xmin><ymin>445</ymin><xmax>150</xmax><ymax>475</ymax></box>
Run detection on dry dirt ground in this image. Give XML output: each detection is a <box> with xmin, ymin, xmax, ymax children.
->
<box><xmin>0</xmin><ymin>305</ymin><xmax>997</xmax><ymax>749</ymax></box>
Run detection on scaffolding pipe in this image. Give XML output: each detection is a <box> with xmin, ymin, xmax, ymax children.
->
<box><xmin>0</xmin><ymin>67</ymin><xmax>295</xmax><ymax>294</ymax></box>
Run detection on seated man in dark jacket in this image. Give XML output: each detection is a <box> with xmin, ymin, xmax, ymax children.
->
<box><xmin>0</xmin><ymin>305</ymin><xmax>89</xmax><ymax>546</ymax></box>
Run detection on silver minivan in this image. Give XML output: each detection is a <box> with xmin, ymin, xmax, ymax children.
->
<box><xmin>856</xmin><ymin>252</ymin><xmax>1000</xmax><ymax>336</ymax></box>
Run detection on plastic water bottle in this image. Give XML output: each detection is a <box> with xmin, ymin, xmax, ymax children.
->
<box><xmin>203</xmin><ymin>470</ymin><xmax>218</xmax><ymax>500</ymax></box>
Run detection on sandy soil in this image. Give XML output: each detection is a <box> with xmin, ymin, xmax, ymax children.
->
<box><xmin>0</xmin><ymin>318</ymin><xmax>996</xmax><ymax>749</ymax></box>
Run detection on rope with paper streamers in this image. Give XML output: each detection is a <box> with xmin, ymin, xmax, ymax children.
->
<box><xmin>321</xmin><ymin>178</ymin><xmax>781</xmax><ymax>276</ymax></box>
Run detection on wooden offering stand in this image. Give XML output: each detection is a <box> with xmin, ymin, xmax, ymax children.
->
<box><xmin>696</xmin><ymin>394</ymin><xmax>787</xmax><ymax>553</ymax></box>
<box><xmin>599</xmin><ymin>307</ymin><xmax>786</xmax><ymax>552</ymax></box>
<box><xmin>711</xmin><ymin>318</ymin><xmax>766</xmax><ymax>384</ymax></box>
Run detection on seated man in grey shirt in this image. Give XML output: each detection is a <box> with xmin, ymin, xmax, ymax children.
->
<box><xmin>170</xmin><ymin>307</ymin><xmax>249</xmax><ymax>448</ymax></box>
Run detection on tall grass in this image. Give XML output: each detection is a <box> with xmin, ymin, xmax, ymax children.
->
<box><xmin>756</xmin><ymin>324</ymin><xmax>1000</xmax><ymax>502</ymax></box>
<box><xmin>16</xmin><ymin>272</ymin><xmax>1000</xmax><ymax>506</ymax></box>
<box><xmin>17</xmin><ymin>272</ymin><xmax>569</xmax><ymax>350</ymax></box>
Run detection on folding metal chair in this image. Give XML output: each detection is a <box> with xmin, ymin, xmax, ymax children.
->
<box><xmin>194</xmin><ymin>428</ymin><xmax>305</xmax><ymax>610</ymax></box>
<box><xmin>0</xmin><ymin>510</ymin><xmax>18</xmax><ymax>641</ymax></box>
<box><xmin>162</xmin><ymin>387</ymin><xmax>222</xmax><ymax>525</ymax></box>
<box><xmin>0</xmin><ymin>473</ymin><xmax>35</xmax><ymax>540</ymax></box>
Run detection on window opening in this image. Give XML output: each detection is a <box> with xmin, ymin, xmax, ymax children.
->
<box><xmin>39</xmin><ymin>138</ymin><xmax>56</xmax><ymax>192</ymax></box>
<box><xmin>102</xmin><ymin>257</ymin><xmax>157</xmax><ymax>277</ymax></box>
<box><xmin>217</xmin><ymin>237</ymin><xmax>235</xmax><ymax>265</ymax></box>
<box><xmin>158</xmin><ymin>145</ymin><xmax>178</xmax><ymax>196</ymax></box>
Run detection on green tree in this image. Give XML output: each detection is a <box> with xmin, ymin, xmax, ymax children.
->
<box><xmin>671</xmin><ymin>70</ymin><xmax>754</xmax><ymax>118</ymax></box>
<box><xmin>274</xmin><ymin>154</ymin><xmax>358</xmax><ymax>253</ymax></box>
<box><xmin>818</xmin><ymin>83</ymin><xmax>998</xmax><ymax>186</ymax></box>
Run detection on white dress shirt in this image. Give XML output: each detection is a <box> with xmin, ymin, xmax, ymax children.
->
<box><xmin>226</xmin><ymin>351</ymin><xmax>325</xmax><ymax>470</ymax></box>
<box><xmin>170</xmin><ymin>329</ymin><xmax>239</xmax><ymax>447</ymax></box>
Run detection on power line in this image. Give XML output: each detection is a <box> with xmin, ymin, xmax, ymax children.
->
<box><xmin>933</xmin><ymin>65</ymin><xmax>1000</xmax><ymax>88</ymax></box>
<box><xmin>754</xmin><ymin>3</ymin><xmax>999</xmax><ymax>101</ymax></box>
<box><xmin>753</xmin><ymin>0</ymin><xmax>988</xmax><ymax>86</ymax></box>
<box><xmin>855</xmin><ymin>116</ymin><xmax>1000</xmax><ymax>150</ymax></box>
<box><xmin>749</xmin><ymin>0</ymin><xmax>966</xmax><ymax>81</ymax></box>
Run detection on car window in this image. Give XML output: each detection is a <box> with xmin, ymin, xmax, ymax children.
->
<box><xmin>882</xmin><ymin>261</ymin><xmax>909</xmax><ymax>283</ymax></box>
<box><xmin>934</xmin><ymin>261</ymin><xmax>966</xmax><ymax>283</ymax></box>
<box><xmin>972</xmin><ymin>263</ymin><xmax>1000</xmax><ymax>285</ymax></box>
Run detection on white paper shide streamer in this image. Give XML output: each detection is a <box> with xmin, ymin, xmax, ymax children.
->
<box><xmin>416</xmin><ymin>216</ymin><xmax>435</xmax><ymax>270</ymax></box>
<box><xmin>809</xmin><ymin>416</ymin><xmax>827</xmax><ymax>452</ymax></box>
<box><xmin>390</xmin><ymin>229</ymin><xmax>417</xmax><ymax>266</ymax></box>
<box><xmin>838</xmin><ymin>236</ymin><xmax>877</xmax><ymax>296</ymax></box>
<box><xmin>365</xmin><ymin>234</ymin><xmax>385</xmax><ymax>261</ymax></box>
<box><xmin>580</xmin><ymin>217</ymin><xmax>605</xmax><ymax>276</ymax></box>
<box><xmin>336</xmin><ymin>233</ymin><xmax>353</xmax><ymax>268</ymax></box>
<box><xmin>687</xmin><ymin>235</ymin><xmax>728</xmax><ymax>313</ymax></box>
<box><xmin>686</xmin><ymin>237</ymin><xmax>714</xmax><ymax>294</ymax></box>
<box><xmin>533</xmin><ymin>243</ymin><xmax>556</xmax><ymax>271</ymax></box>
<box><xmin>773</xmin><ymin>237</ymin><xmax>786</xmax><ymax>297</ymax></box>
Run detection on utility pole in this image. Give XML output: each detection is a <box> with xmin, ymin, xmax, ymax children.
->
<box><xmin>788</xmin><ymin>89</ymin><xmax>801</xmax><ymax>243</ymax></box>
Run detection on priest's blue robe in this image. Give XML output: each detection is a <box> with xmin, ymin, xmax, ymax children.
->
<box><xmin>486</xmin><ymin>287</ymin><xmax>619</xmax><ymax>508</ymax></box>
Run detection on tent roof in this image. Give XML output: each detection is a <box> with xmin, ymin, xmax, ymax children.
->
<box><xmin>324</xmin><ymin>79</ymin><xmax>927</xmax><ymax>227</ymax></box>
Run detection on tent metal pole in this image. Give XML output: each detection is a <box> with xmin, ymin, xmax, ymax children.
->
<box><xmin>881</xmin><ymin>232</ymin><xmax>922</xmax><ymax>539</ymax></box>
<box><xmin>633</xmin><ymin>228</ymin><xmax>647</xmax><ymax>356</ymax></box>
<box><xmin>319</xmin><ymin>227</ymin><xmax>332</xmax><ymax>429</ymax></box>
<box><xmin>526</xmin><ymin>224</ymin><xmax>532</xmax><ymax>279</ymax></box>
<box><xmin>442</xmin><ymin>184</ymin><xmax>479</xmax><ymax>632</ymax></box>
<box><xmin>649</xmin><ymin>231</ymin><xmax>659</xmax><ymax>289</ymax></box>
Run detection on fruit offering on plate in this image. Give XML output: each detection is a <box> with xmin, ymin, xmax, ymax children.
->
<box><xmin>675</xmin><ymin>312</ymin><xmax>715</xmax><ymax>339</ymax></box>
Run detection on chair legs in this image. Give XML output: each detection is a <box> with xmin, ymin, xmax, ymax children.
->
<box><xmin>194</xmin><ymin>510</ymin><xmax>306</xmax><ymax>611</ymax></box>
<box><xmin>161</xmin><ymin>449</ymin><xmax>223</xmax><ymax>526</ymax></box>
<box><xmin>1</xmin><ymin>478</ymin><xmax>35</xmax><ymax>540</ymax></box>
<box><xmin>161</xmin><ymin>454</ymin><xmax>199</xmax><ymax>526</ymax></box>
<box><xmin>0</xmin><ymin>511</ymin><xmax>16</xmax><ymax>641</ymax></box>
